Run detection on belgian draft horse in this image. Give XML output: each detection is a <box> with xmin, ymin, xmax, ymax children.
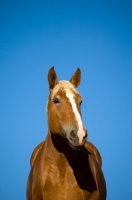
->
<box><xmin>26</xmin><ymin>67</ymin><xmax>106</xmax><ymax>200</ymax></box>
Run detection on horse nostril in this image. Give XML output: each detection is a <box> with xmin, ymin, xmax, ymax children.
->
<box><xmin>83</xmin><ymin>131</ymin><xmax>87</xmax><ymax>139</ymax></box>
<box><xmin>70</xmin><ymin>130</ymin><xmax>76</xmax><ymax>138</ymax></box>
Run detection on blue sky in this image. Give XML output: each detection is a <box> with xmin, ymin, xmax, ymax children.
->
<box><xmin>0</xmin><ymin>1</ymin><xmax>132</xmax><ymax>199</ymax></box>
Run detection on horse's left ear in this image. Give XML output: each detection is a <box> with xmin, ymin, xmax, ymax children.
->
<box><xmin>48</xmin><ymin>66</ymin><xmax>58</xmax><ymax>89</ymax></box>
<box><xmin>70</xmin><ymin>68</ymin><xmax>81</xmax><ymax>88</ymax></box>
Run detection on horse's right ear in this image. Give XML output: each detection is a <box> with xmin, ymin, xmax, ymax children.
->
<box><xmin>48</xmin><ymin>67</ymin><xmax>58</xmax><ymax>89</ymax></box>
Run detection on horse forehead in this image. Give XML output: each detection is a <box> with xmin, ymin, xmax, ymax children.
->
<box><xmin>51</xmin><ymin>81</ymin><xmax>79</xmax><ymax>98</ymax></box>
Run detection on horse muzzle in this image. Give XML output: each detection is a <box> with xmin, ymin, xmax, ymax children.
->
<box><xmin>63</xmin><ymin>127</ymin><xmax>88</xmax><ymax>150</ymax></box>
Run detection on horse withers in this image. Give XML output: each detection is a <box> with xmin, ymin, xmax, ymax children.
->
<box><xmin>26</xmin><ymin>67</ymin><xmax>106</xmax><ymax>200</ymax></box>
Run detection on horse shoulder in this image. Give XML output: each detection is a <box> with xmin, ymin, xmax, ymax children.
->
<box><xmin>85</xmin><ymin>141</ymin><xmax>102</xmax><ymax>167</ymax></box>
<box><xmin>85</xmin><ymin>141</ymin><xmax>107</xmax><ymax>200</ymax></box>
<box><xmin>30</xmin><ymin>141</ymin><xmax>45</xmax><ymax>167</ymax></box>
<box><xmin>88</xmin><ymin>153</ymin><xmax>107</xmax><ymax>200</ymax></box>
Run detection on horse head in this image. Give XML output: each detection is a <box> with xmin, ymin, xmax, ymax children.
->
<box><xmin>47</xmin><ymin>67</ymin><xmax>87</xmax><ymax>150</ymax></box>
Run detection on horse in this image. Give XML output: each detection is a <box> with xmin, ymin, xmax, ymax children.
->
<box><xmin>26</xmin><ymin>67</ymin><xmax>106</xmax><ymax>200</ymax></box>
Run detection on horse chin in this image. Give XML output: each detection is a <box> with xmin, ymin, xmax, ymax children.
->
<box><xmin>69</xmin><ymin>142</ymin><xmax>85</xmax><ymax>150</ymax></box>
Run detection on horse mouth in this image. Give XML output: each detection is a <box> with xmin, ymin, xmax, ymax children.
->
<box><xmin>69</xmin><ymin>142</ymin><xmax>85</xmax><ymax>150</ymax></box>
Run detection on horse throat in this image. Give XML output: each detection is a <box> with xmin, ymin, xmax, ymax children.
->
<box><xmin>46</xmin><ymin>131</ymin><xmax>80</xmax><ymax>164</ymax></box>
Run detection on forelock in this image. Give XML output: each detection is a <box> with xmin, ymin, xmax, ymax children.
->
<box><xmin>51</xmin><ymin>81</ymin><xmax>79</xmax><ymax>98</ymax></box>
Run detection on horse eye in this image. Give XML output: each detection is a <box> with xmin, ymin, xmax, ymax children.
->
<box><xmin>53</xmin><ymin>98</ymin><xmax>60</xmax><ymax>104</ymax></box>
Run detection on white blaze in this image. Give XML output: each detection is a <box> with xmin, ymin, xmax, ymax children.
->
<box><xmin>66</xmin><ymin>91</ymin><xmax>85</xmax><ymax>144</ymax></box>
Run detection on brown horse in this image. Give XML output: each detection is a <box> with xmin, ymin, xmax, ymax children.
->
<box><xmin>26</xmin><ymin>67</ymin><xmax>106</xmax><ymax>200</ymax></box>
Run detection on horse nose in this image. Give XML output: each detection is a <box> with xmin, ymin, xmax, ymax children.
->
<box><xmin>69</xmin><ymin>129</ymin><xmax>87</xmax><ymax>142</ymax></box>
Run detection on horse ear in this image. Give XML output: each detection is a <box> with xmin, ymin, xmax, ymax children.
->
<box><xmin>70</xmin><ymin>68</ymin><xmax>81</xmax><ymax>88</ymax></box>
<box><xmin>48</xmin><ymin>67</ymin><xmax>58</xmax><ymax>89</ymax></box>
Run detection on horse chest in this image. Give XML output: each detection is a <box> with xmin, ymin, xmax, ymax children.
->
<box><xmin>43</xmin><ymin>162</ymin><xmax>96</xmax><ymax>200</ymax></box>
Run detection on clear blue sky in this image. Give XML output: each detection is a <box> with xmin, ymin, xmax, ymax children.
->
<box><xmin>0</xmin><ymin>1</ymin><xmax>132</xmax><ymax>199</ymax></box>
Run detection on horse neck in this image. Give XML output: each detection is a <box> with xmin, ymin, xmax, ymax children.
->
<box><xmin>44</xmin><ymin>130</ymin><xmax>80</xmax><ymax>165</ymax></box>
